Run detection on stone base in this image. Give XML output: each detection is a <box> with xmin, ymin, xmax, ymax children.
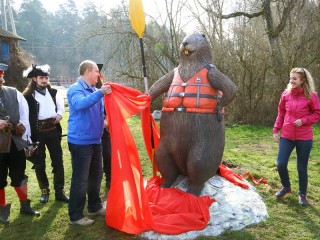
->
<box><xmin>141</xmin><ymin>175</ymin><xmax>268</xmax><ymax>239</ymax></box>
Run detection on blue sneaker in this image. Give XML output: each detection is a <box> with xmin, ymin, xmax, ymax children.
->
<box><xmin>299</xmin><ymin>194</ymin><xmax>308</xmax><ymax>206</ymax></box>
<box><xmin>275</xmin><ymin>187</ymin><xmax>291</xmax><ymax>198</ymax></box>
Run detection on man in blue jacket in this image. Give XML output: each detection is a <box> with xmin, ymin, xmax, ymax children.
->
<box><xmin>67</xmin><ymin>60</ymin><xmax>112</xmax><ymax>226</ymax></box>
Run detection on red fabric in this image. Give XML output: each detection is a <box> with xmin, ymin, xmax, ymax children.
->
<box><xmin>218</xmin><ymin>164</ymin><xmax>249</xmax><ymax>189</ymax></box>
<box><xmin>104</xmin><ymin>82</ymin><xmax>214</xmax><ymax>234</ymax></box>
<box><xmin>243</xmin><ymin>172</ymin><xmax>269</xmax><ymax>185</ymax></box>
<box><xmin>0</xmin><ymin>188</ymin><xmax>5</xmax><ymax>206</ymax></box>
<box><xmin>104</xmin><ymin>83</ymin><xmax>153</xmax><ymax>234</ymax></box>
<box><xmin>146</xmin><ymin>176</ymin><xmax>215</xmax><ymax>234</ymax></box>
<box><xmin>218</xmin><ymin>164</ymin><xmax>268</xmax><ymax>187</ymax></box>
<box><xmin>140</xmin><ymin>105</ymin><xmax>160</xmax><ymax>176</ymax></box>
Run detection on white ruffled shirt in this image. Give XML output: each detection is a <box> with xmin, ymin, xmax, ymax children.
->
<box><xmin>16</xmin><ymin>90</ymin><xmax>32</xmax><ymax>142</ymax></box>
<box><xmin>34</xmin><ymin>88</ymin><xmax>65</xmax><ymax>120</ymax></box>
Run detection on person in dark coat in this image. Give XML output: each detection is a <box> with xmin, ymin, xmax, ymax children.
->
<box><xmin>96</xmin><ymin>64</ymin><xmax>111</xmax><ymax>189</ymax></box>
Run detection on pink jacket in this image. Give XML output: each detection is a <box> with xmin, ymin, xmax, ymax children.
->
<box><xmin>273</xmin><ymin>88</ymin><xmax>320</xmax><ymax>140</ymax></box>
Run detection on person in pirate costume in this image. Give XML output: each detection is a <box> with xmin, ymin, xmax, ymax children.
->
<box><xmin>22</xmin><ymin>64</ymin><xmax>69</xmax><ymax>204</ymax></box>
<box><xmin>0</xmin><ymin>63</ymin><xmax>40</xmax><ymax>225</ymax></box>
<box><xmin>96</xmin><ymin>63</ymin><xmax>112</xmax><ymax>189</ymax></box>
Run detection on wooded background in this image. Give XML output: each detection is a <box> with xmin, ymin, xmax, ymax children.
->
<box><xmin>10</xmin><ymin>0</ymin><xmax>320</xmax><ymax>126</ymax></box>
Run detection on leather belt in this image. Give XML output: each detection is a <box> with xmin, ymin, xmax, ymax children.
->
<box><xmin>38</xmin><ymin>118</ymin><xmax>56</xmax><ymax>132</ymax></box>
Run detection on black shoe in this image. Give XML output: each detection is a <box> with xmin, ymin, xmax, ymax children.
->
<box><xmin>275</xmin><ymin>187</ymin><xmax>291</xmax><ymax>198</ymax></box>
<box><xmin>0</xmin><ymin>204</ymin><xmax>11</xmax><ymax>225</ymax></box>
<box><xmin>20</xmin><ymin>200</ymin><xmax>40</xmax><ymax>216</ymax></box>
<box><xmin>55</xmin><ymin>191</ymin><xmax>69</xmax><ymax>203</ymax></box>
<box><xmin>40</xmin><ymin>189</ymin><xmax>50</xmax><ymax>203</ymax></box>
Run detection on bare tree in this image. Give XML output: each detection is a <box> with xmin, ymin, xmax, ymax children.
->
<box><xmin>186</xmin><ymin>0</ymin><xmax>320</xmax><ymax>125</ymax></box>
<box><xmin>78</xmin><ymin>0</ymin><xmax>320</xmax><ymax>125</ymax></box>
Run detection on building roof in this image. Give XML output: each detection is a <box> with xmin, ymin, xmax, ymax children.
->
<box><xmin>0</xmin><ymin>27</ymin><xmax>25</xmax><ymax>41</ymax></box>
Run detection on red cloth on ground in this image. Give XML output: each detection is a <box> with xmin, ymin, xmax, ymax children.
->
<box><xmin>218</xmin><ymin>164</ymin><xmax>249</xmax><ymax>189</ymax></box>
<box><xmin>242</xmin><ymin>172</ymin><xmax>269</xmax><ymax>185</ymax></box>
<box><xmin>146</xmin><ymin>176</ymin><xmax>215</xmax><ymax>234</ymax></box>
<box><xmin>104</xmin><ymin>83</ymin><xmax>214</xmax><ymax>234</ymax></box>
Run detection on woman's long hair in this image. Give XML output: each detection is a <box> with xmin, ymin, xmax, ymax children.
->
<box><xmin>286</xmin><ymin>68</ymin><xmax>315</xmax><ymax>99</ymax></box>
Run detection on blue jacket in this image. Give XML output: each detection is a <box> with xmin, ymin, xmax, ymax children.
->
<box><xmin>67</xmin><ymin>79</ymin><xmax>105</xmax><ymax>145</ymax></box>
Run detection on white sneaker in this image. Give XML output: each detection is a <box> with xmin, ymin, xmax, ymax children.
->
<box><xmin>70</xmin><ymin>217</ymin><xmax>94</xmax><ymax>226</ymax></box>
<box><xmin>88</xmin><ymin>207</ymin><xmax>106</xmax><ymax>216</ymax></box>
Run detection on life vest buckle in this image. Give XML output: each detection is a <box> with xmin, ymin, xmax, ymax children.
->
<box><xmin>176</xmin><ymin>107</ymin><xmax>185</xmax><ymax>112</ymax></box>
<box><xmin>181</xmin><ymin>82</ymin><xmax>187</xmax><ymax>87</ymax></box>
<box><xmin>179</xmin><ymin>92</ymin><xmax>185</xmax><ymax>97</ymax></box>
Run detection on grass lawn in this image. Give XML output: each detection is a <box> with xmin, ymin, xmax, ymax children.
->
<box><xmin>1</xmin><ymin>114</ymin><xmax>319</xmax><ymax>240</ymax></box>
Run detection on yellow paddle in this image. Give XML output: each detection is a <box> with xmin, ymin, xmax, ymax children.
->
<box><xmin>129</xmin><ymin>0</ymin><xmax>148</xmax><ymax>93</ymax></box>
<box><xmin>129</xmin><ymin>0</ymin><xmax>157</xmax><ymax>177</ymax></box>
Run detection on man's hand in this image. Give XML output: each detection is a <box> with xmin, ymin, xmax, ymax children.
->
<box><xmin>0</xmin><ymin>119</ymin><xmax>8</xmax><ymax>130</ymax></box>
<box><xmin>101</xmin><ymin>85</ymin><xmax>112</xmax><ymax>95</ymax></box>
<box><xmin>25</xmin><ymin>142</ymin><xmax>39</xmax><ymax>158</ymax></box>
<box><xmin>25</xmin><ymin>146</ymin><xmax>37</xmax><ymax>158</ymax></box>
<box><xmin>54</xmin><ymin>114</ymin><xmax>62</xmax><ymax>124</ymax></box>
<box><xmin>15</xmin><ymin>123</ymin><xmax>26</xmax><ymax>136</ymax></box>
<box><xmin>104</xmin><ymin>119</ymin><xmax>109</xmax><ymax>129</ymax></box>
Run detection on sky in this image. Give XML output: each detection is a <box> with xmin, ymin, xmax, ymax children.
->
<box><xmin>14</xmin><ymin>0</ymin><xmax>118</xmax><ymax>12</ymax></box>
<box><xmin>12</xmin><ymin>0</ymin><xmax>236</xmax><ymax>34</ymax></box>
<box><xmin>13</xmin><ymin>0</ymin><xmax>193</xmax><ymax>32</ymax></box>
<box><xmin>13</xmin><ymin>0</ymin><xmax>161</xmax><ymax>15</ymax></box>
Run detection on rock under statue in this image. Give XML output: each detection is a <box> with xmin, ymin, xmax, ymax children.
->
<box><xmin>149</xmin><ymin>33</ymin><xmax>237</xmax><ymax>196</ymax></box>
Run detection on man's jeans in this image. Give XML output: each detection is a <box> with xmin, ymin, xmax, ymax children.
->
<box><xmin>277</xmin><ymin>137</ymin><xmax>312</xmax><ymax>195</ymax></box>
<box><xmin>68</xmin><ymin>142</ymin><xmax>103</xmax><ymax>221</ymax></box>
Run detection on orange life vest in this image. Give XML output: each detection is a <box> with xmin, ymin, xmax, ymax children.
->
<box><xmin>162</xmin><ymin>64</ymin><xmax>223</xmax><ymax>114</ymax></box>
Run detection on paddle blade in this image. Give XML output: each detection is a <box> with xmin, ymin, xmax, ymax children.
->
<box><xmin>129</xmin><ymin>0</ymin><xmax>146</xmax><ymax>38</ymax></box>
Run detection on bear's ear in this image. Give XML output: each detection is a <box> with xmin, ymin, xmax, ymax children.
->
<box><xmin>202</xmin><ymin>34</ymin><xmax>206</xmax><ymax>39</ymax></box>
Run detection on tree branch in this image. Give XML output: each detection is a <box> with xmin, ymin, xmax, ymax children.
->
<box><xmin>271</xmin><ymin>0</ymin><xmax>297</xmax><ymax>38</ymax></box>
<box><xmin>205</xmin><ymin>9</ymin><xmax>264</xmax><ymax>19</ymax></box>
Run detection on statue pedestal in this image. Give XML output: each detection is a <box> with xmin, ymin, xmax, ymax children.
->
<box><xmin>141</xmin><ymin>175</ymin><xmax>268</xmax><ymax>239</ymax></box>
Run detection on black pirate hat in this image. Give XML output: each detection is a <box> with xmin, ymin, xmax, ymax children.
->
<box><xmin>23</xmin><ymin>64</ymin><xmax>50</xmax><ymax>78</ymax></box>
<box><xmin>97</xmin><ymin>63</ymin><xmax>103</xmax><ymax>72</ymax></box>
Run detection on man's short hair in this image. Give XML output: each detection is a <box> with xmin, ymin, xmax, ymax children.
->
<box><xmin>79</xmin><ymin>60</ymin><xmax>97</xmax><ymax>75</ymax></box>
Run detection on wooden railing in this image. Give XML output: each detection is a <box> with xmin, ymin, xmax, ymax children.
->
<box><xmin>50</xmin><ymin>76</ymin><xmax>76</xmax><ymax>86</ymax></box>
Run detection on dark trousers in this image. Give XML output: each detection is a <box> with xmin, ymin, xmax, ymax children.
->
<box><xmin>102</xmin><ymin>129</ymin><xmax>111</xmax><ymax>185</ymax></box>
<box><xmin>0</xmin><ymin>139</ymin><xmax>27</xmax><ymax>188</ymax></box>
<box><xmin>68</xmin><ymin>142</ymin><xmax>103</xmax><ymax>221</ymax></box>
<box><xmin>33</xmin><ymin>128</ymin><xmax>65</xmax><ymax>193</ymax></box>
<box><xmin>277</xmin><ymin>137</ymin><xmax>312</xmax><ymax>195</ymax></box>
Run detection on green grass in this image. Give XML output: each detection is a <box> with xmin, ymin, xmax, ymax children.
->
<box><xmin>1</xmin><ymin>115</ymin><xmax>320</xmax><ymax>240</ymax></box>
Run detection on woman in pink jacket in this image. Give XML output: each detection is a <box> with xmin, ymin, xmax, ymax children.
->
<box><xmin>273</xmin><ymin>68</ymin><xmax>320</xmax><ymax>206</ymax></box>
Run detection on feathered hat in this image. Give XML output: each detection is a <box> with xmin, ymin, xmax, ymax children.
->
<box><xmin>23</xmin><ymin>64</ymin><xmax>50</xmax><ymax>78</ymax></box>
